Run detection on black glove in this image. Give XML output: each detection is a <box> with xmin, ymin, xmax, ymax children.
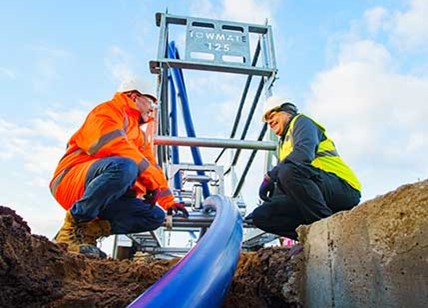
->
<box><xmin>167</xmin><ymin>202</ymin><xmax>189</xmax><ymax>218</ymax></box>
<box><xmin>244</xmin><ymin>212</ymin><xmax>254</xmax><ymax>221</ymax></box>
<box><xmin>259</xmin><ymin>174</ymin><xmax>275</xmax><ymax>202</ymax></box>
<box><xmin>144</xmin><ymin>188</ymin><xmax>161</xmax><ymax>207</ymax></box>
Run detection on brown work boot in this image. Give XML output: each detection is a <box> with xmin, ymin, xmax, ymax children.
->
<box><xmin>75</xmin><ymin>219</ymin><xmax>111</xmax><ymax>258</ymax></box>
<box><xmin>54</xmin><ymin>211</ymin><xmax>111</xmax><ymax>258</ymax></box>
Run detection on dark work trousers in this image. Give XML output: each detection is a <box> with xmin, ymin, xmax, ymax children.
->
<box><xmin>252</xmin><ymin>163</ymin><xmax>360</xmax><ymax>240</ymax></box>
<box><xmin>70</xmin><ymin>156</ymin><xmax>165</xmax><ymax>234</ymax></box>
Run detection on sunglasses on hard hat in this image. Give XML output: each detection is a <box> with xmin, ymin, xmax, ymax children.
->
<box><xmin>264</xmin><ymin>106</ymin><xmax>283</xmax><ymax>121</ymax></box>
<box><xmin>136</xmin><ymin>94</ymin><xmax>158</xmax><ymax>109</ymax></box>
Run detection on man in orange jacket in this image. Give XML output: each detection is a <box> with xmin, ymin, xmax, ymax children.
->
<box><xmin>50</xmin><ymin>78</ymin><xmax>188</xmax><ymax>258</ymax></box>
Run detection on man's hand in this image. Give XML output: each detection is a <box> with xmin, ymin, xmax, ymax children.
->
<box><xmin>144</xmin><ymin>188</ymin><xmax>161</xmax><ymax>207</ymax></box>
<box><xmin>167</xmin><ymin>202</ymin><xmax>189</xmax><ymax>218</ymax></box>
<box><xmin>259</xmin><ymin>174</ymin><xmax>275</xmax><ymax>202</ymax></box>
<box><xmin>244</xmin><ymin>211</ymin><xmax>254</xmax><ymax>221</ymax></box>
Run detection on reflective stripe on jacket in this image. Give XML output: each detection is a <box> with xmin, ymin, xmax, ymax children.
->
<box><xmin>279</xmin><ymin>114</ymin><xmax>361</xmax><ymax>192</ymax></box>
<box><xmin>49</xmin><ymin>92</ymin><xmax>175</xmax><ymax>210</ymax></box>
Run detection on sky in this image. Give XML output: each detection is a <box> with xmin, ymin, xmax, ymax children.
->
<box><xmin>0</xmin><ymin>0</ymin><xmax>427</xmax><ymax>248</ymax></box>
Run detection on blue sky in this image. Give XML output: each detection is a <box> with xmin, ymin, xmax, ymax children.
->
<box><xmin>1</xmin><ymin>0</ymin><xmax>427</xmax><ymax>245</ymax></box>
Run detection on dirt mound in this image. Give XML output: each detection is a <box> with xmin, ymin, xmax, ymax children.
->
<box><xmin>224</xmin><ymin>247</ymin><xmax>304</xmax><ymax>308</ymax></box>
<box><xmin>0</xmin><ymin>205</ymin><xmax>303</xmax><ymax>307</ymax></box>
<box><xmin>0</xmin><ymin>206</ymin><xmax>177</xmax><ymax>307</ymax></box>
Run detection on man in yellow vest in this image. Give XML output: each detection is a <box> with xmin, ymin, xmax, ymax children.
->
<box><xmin>250</xmin><ymin>95</ymin><xmax>361</xmax><ymax>240</ymax></box>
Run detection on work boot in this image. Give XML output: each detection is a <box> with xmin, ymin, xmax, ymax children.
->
<box><xmin>54</xmin><ymin>211</ymin><xmax>111</xmax><ymax>259</ymax></box>
<box><xmin>75</xmin><ymin>219</ymin><xmax>111</xmax><ymax>258</ymax></box>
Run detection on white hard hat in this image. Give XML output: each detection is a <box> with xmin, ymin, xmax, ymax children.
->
<box><xmin>262</xmin><ymin>95</ymin><xmax>291</xmax><ymax>122</ymax></box>
<box><xmin>118</xmin><ymin>78</ymin><xmax>158</xmax><ymax>102</ymax></box>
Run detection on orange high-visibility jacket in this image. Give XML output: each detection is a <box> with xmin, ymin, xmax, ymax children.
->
<box><xmin>49</xmin><ymin>92</ymin><xmax>175</xmax><ymax>211</ymax></box>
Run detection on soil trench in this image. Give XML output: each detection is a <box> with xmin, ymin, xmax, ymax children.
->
<box><xmin>3</xmin><ymin>180</ymin><xmax>425</xmax><ymax>307</ymax></box>
<box><xmin>0</xmin><ymin>206</ymin><xmax>303</xmax><ymax>307</ymax></box>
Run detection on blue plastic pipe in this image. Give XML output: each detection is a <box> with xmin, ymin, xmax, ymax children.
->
<box><xmin>128</xmin><ymin>195</ymin><xmax>243</xmax><ymax>307</ymax></box>
<box><xmin>168</xmin><ymin>73</ymin><xmax>182</xmax><ymax>190</ymax></box>
<box><xmin>167</xmin><ymin>41</ymin><xmax>210</xmax><ymax>198</ymax></box>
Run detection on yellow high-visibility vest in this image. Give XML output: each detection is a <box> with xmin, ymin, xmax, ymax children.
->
<box><xmin>279</xmin><ymin>114</ymin><xmax>361</xmax><ymax>192</ymax></box>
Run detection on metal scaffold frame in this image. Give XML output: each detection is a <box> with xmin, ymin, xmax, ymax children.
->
<box><xmin>113</xmin><ymin>12</ymin><xmax>280</xmax><ymax>260</ymax></box>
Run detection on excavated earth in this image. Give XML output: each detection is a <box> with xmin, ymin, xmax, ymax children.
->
<box><xmin>1</xmin><ymin>180</ymin><xmax>426</xmax><ymax>307</ymax></box>
<box><xmin>0</xmin><ymin>205</ymin><xmax>303</xmax><ymax>307</ymax></box>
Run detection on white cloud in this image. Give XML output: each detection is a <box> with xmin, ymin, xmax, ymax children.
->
<box><xmin>222</xmin><ymin>0</ymin><xmax>277</xmax><ymax>24</ymax></box>
<box><xmin>364</xmin><ymin>7</ymin><xmax>388</xmax><ymax>35</ymax></box>
<box><xmin>338</xmin><ymin>39</ymin><xmax>391</xmax><ymax>68</ymax></box>
<box><xmin>0</xmin><ymin>105</ymin><xmax>88</xmax><ymax>179</ymax></box>
<box><xmin>190</xmin><ymin>0</ymin><xmax>220</xmax><ymax>19</ymax></box>
<box><xmin>0</xmin><ymin>119</ymin><xmax>33</xmax><ymax>158</ymax></box>
<box><xmin>31</xmin><ymin>118</ymin><xmax>73</xmax><ymax>144</ymax></box>
<box><xmin>391</xmin><ymin>0</ymin><xmax>428</xmax><ymax>51</ymax></box>
<box><xmin>104</xmin><ymin>45</ymin><xmax>158</xmax><ymax>91</ymax></box>
<box><xmin>105</xmin><ymin>45</ymin><xmax>135</xmax><ymax>82</ymax></box>
<box><xmin>307</xmin><ymin>15</ymin><xmax>428</xmax><ymax>200</ymax></box>
<box><xmin>45</xmin><ymin>107</ymin><xmax>88</xmax><ymax>128</ymax></box>
<box><xmin>24</xmin><ymin>145</ymin><xmax>64</xmax><ymax>176</ymax></box>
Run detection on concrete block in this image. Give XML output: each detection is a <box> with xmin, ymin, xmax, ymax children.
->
<box><xmin>297</xmin><ymin>180</ymin><xmax>428</xmax><ymax>308</ymax></box>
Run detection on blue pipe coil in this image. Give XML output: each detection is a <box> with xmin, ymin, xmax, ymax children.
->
<box><xmin>168</xmin><ymin>73</ymin><xmax>182</xmax><ymax>190</ymax></box>
<box><xmin>167</xmin><ymin>41</ymin><xmax>210</xmax><ymax>198</ymax></box>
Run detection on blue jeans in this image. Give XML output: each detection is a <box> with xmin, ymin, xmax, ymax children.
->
<box><xmin>253</xmin><ymin>163</ymin><xmax>360</xmax><ymax>240</ymax></box>
<box><xmin>70</xmin><ymin>157</ymin><xmax>165</xmax><ymax>234</ymax></box>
